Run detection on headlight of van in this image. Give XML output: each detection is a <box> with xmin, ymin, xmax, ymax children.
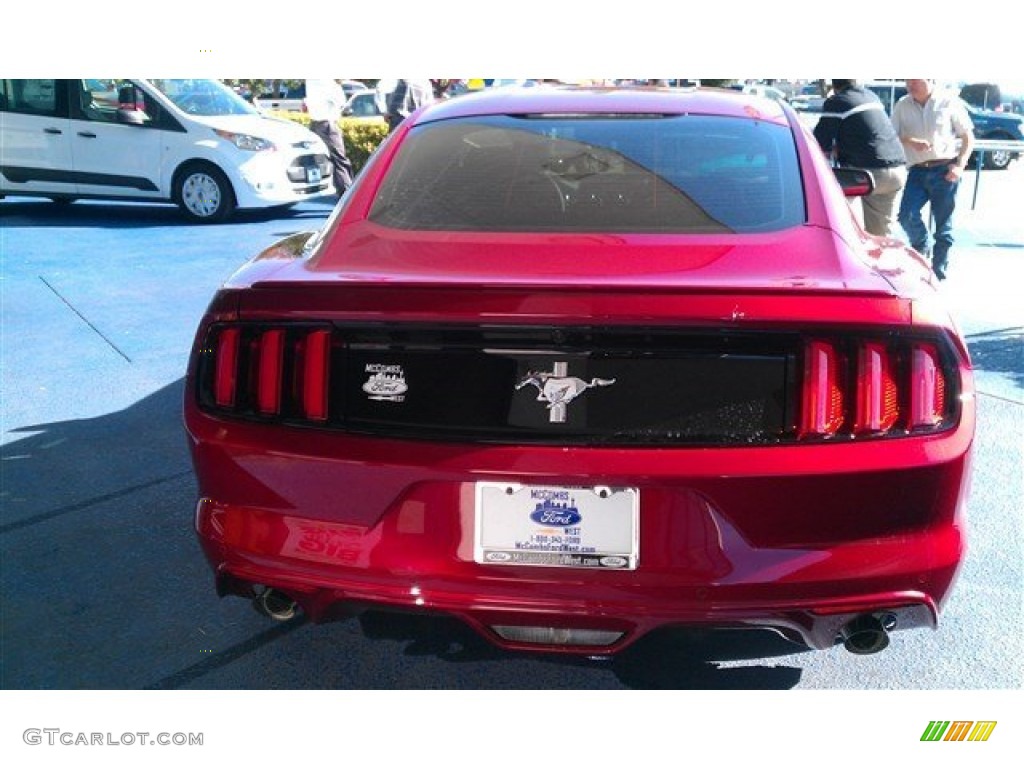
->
<box><xmin>213</xmin><ymin>129</ymin><xmax>275</xmax><ymax>152</ymax></box>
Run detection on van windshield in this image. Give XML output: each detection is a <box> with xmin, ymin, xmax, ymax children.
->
<box><xmin>148</xmin><ymin>79</ymin><xmax>257</xmax><ymax>117</ymax></box>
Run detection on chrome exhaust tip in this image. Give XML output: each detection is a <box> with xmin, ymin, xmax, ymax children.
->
<box><xmin>254</xmin><ymin>588</ymin><xmax>298</xmax><ymax>621</ymax></box>
<box><xmin>839</xmin><ymin>614</ymin><xmax>892</xmax><ymax>655</ymax></box>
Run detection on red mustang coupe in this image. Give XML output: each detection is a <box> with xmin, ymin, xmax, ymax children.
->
<box><xmin>185</xmin><ymin>87</ymin><xmax>974</xmax><ymax>656</ymax></box>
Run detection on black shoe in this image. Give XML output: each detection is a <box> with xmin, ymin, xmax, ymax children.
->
<box><xmin>933</xmin><ymin>263</ymin><xmax>947</xmax><ymax>281</ymax></box>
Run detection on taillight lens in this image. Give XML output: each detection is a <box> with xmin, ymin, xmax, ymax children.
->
<box><xmin>801</xmin><ymin>341</ymin><xmax>845</xmax><ymax>437</ymax></box>
<box><xmin>201</xmin><ymin>323</ymin><xmax>335</xmax><ymax>423</ymax></box>
<box><xmin>213</xmin><ymin>327</ymin><xmax>240</xmax><ymax>408</ymax></box>
<box><xmin>257</xmin><ymin>330</ymin><xmax>285</xmax><ymax>415</ymax></box>
<box><xmin>855</xmin><ymin>342</ymin><xmax>899</xmax><ymax>434</ymax></box>
<box><xmin>910</xmin><ymin>344</ymin><xmax>946</xmax><ymax>428</ymax></box>
<box><xmin>301</xmin><ymin>329</ymin><xmax>332</xmax><ymax>421</ymax></box>
<box><xmin>801</xmin><ymin>336</ymin><xmax>955</xmax><ymax>441</ymax></box>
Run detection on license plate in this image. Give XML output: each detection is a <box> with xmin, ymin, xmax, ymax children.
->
<box><xmin>474</xmin><ymin>482</ymin><xmax>638</xmax><ymax>569</ymax></box>
<box><xmin>307</xmin><ymin>167</ymin><xmax>321</xmax><ymax>183</ymax></box>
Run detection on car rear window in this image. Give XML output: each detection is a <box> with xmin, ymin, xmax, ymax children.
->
<box><xmin>369</xmin><ymin>114</ymin><xmax>804</xmax><ymax>233</ymax></box>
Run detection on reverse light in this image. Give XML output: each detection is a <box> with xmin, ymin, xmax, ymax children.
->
<box><xmin>491</xmin><ymin>625</ymin><xmax>624</xmax><ymax>647</ymax></box>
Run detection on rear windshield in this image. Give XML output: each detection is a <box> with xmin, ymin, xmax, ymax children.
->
<box><xmin>369</xmin><ymin>114</ymin><xmax>804</xmax><ymax>234</ymax></box>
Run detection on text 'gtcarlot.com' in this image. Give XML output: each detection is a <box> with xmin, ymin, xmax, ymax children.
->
<box><xmin>23</xmin><ymin>729</ymin><xmax>203</xmax><ymax>746</ymax></box>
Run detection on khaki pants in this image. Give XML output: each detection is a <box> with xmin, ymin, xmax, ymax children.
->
<box><xmin>860</xmin><ymin>165</ymin><xmax>907</xmax><ymax>237</ymax></box>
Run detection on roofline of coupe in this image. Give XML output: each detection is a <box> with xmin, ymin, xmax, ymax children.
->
<box><xmin>411</xmin><ymin>85</ymin><xmax>790</xmax><ymax>125</ymax></box>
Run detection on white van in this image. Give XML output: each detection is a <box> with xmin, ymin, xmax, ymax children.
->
<box><xmin>0</xmin><ymin>79</ymin><xmax>335</xmax><ymax>221</ymax></box>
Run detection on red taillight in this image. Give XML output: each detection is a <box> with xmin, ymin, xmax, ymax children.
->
<box><xmin>801</xmin><ymin>337</ymin><xmax>954</xmax><ymax>441</ymax></box>
<box><xmin>203</xmin><ymin>324</ymin><xmax>333</xmax><ymax>422</ymax></box>
<box><xmin>911</xmin><ymin>344</ymin><xmax>946</xmax><ymax>428</ymax></box>
<box><xmin>302</xmin><ymin>330</ymin><xmax>331</xmax><ymax>421</ymax></box>
<box><xmin>801</xmin><ymin>341</ymin><xmax>845</xmax><ymax>437</ymax></box>
<box><xmin>257</xmin><ymin>330</ymin><xmax>285</xmax><ymax>415</ymax></box>
<box><xmin>855</xmin><ymin>343</ymin><xmax>899</xmax><ymax>433</ymax></box>
<box><xmin>214</xmin><ymin>327</ymin><xmax>240</xmax><ymax>407</ymax></box>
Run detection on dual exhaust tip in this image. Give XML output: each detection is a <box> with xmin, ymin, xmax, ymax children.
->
<box><xmin>251</xmin><ymin>586</ymin><xmax>895</xmax><ymax>656</ymax></box>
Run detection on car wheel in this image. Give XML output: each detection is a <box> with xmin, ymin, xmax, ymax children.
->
<box><xmin>981</xmin><ymin>134</ymin><xmax>1014</xmax><ymax>170</ymax></box>
<box><xmin>983</xmin><ymin>148</ymin><xmax>1013</xmax><ymax>170</ymax></box>
<box><xmin>174</xmin><ymin>163</ymin><xmax>236</xmax><ymax>222</ymax></box>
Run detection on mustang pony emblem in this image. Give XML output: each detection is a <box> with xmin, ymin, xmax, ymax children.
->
<box><xmin>516</xmin><ymin>362</ymin><xmax>615</xmax><ymax>423</ymax></box>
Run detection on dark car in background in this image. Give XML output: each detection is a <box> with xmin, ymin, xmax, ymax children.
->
<box><xmin>866</xmin><ymin>81</ymin><xmax>1024</xmax><ymax>170</ymax></box>
<box><xmin>185</xmin><ymin>86</ymin><xmax>973</xmax><ymax>659</ymax></box>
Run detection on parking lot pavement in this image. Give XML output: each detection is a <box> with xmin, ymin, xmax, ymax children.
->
<box><xmin>1</xmin><ymin>183</ymin><xmax>1021</xmax><ymax>692</ymax></box>
<box><xmin>2</xmin><ymin>198</ymin><xmax>332</xmax><ymax>516</ymax></box>
<box><xmin>2</xmin><ymin>199</ymin><xmax>334</xmax><ymax>438</ymax></box>
<box><xmin>1</xmin><ymin>198</ymin><xmax>336</xmax><ymax>688</ymax></box>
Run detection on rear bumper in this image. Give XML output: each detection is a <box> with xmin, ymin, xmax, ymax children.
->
<box><xmin>209</xmin><ymin>545</ymin><xmax>943</xmax><ymax>655</ymax></box>
<box><xmin>187</xmin><ymin>404</ymin><xmax>972</xmax><ymax>655</ymax></box>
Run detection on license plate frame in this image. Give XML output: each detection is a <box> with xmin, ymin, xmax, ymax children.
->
<box><xmin>307</xmin><ymin>167</ymin><xmax>322</xmax><ymax>184</ymax></box>
<box><xmin>474</xmin><ymin>482</ymin><xmax>638</xmax><ymax>570</ymax></box>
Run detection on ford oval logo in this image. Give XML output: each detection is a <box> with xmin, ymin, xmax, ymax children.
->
<box><xmin>530</xmin><ymin>499</ymin><xmax>582</xmax><ymax>527</ymax></box>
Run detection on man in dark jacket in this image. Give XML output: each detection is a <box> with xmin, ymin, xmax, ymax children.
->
<box><xmin>814</xmin><ymin>80</ymin><xmax>907</xmax><ymax>237</ymax></box>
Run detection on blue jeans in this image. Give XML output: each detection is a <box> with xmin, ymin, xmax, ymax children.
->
<box><xmin>898</xmin><ymin>165</ymin><xmax>960</xmax><ymax>271</ymax></box>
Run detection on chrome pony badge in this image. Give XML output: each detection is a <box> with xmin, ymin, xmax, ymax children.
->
<box><xmin>515</xmin><ymin>362</ymin><xmax>615</xmax><ymax>423</ymax></box>
<box><xmin>362</xmin><ymin>363</ymin><xmax>408</xmax><ymax>402</ymax></box>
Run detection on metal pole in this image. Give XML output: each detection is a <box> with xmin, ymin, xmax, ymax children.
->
<box><xmin>972</xmin><ymin>150</ymin><xmax>983</xmax><ymax>210</ymax></box>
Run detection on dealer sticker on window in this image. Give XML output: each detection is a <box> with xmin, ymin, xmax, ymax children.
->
<box><xmin>474</xmin><ymin>482</ymin><xmax>638</xmax><ymax>569</ymax></box>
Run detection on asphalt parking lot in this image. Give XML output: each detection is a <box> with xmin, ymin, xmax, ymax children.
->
<box><xmin>1</xmin><ymin>163</ymin><xmax>1022</xmax><ymax>693</ymax></box>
